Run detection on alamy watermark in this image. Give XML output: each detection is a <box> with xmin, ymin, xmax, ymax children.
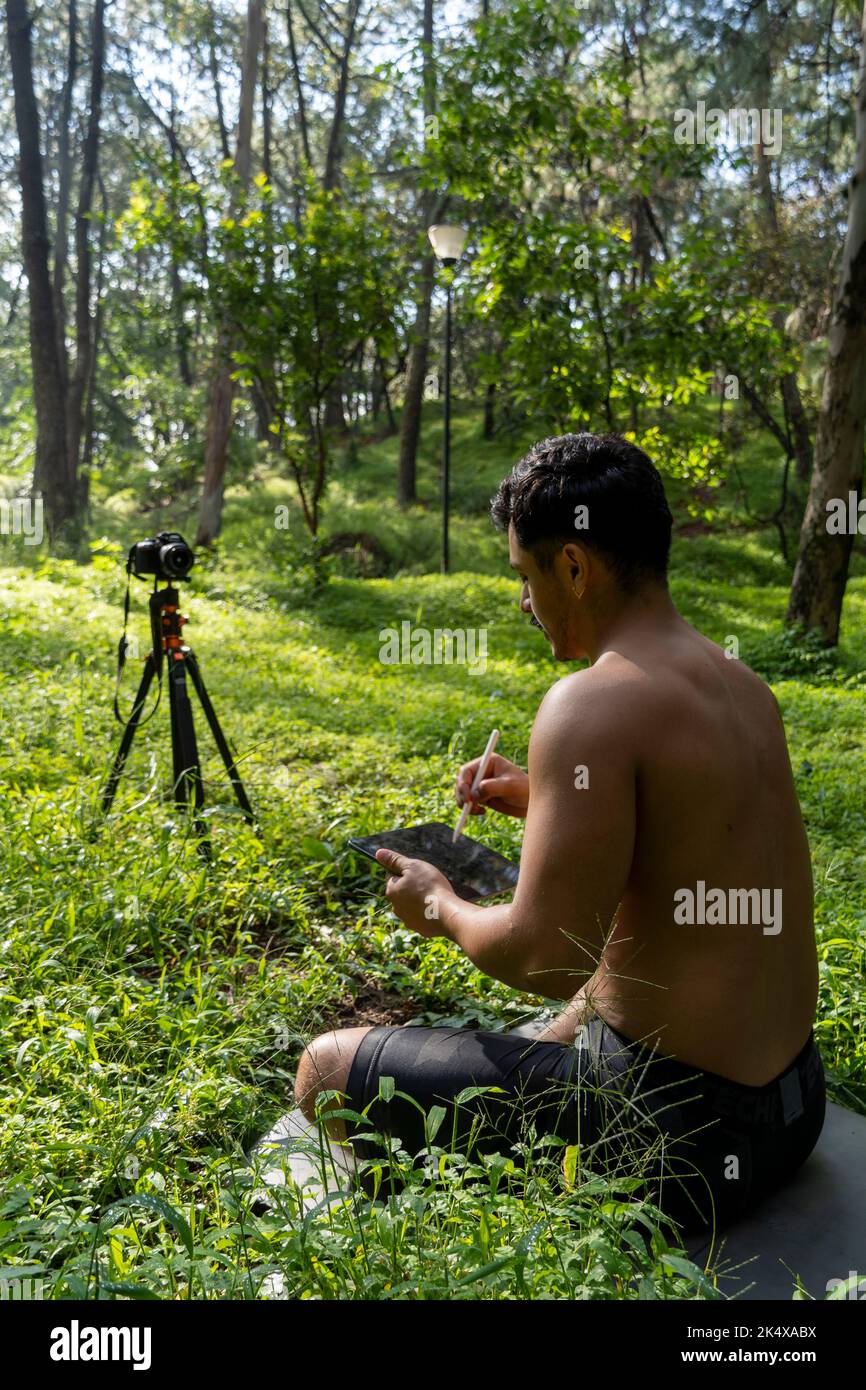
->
<box><xmin>673</xmin><ymin>101</ymin><xmax>783</xmax><ymax>156</ymax></box>
<box><xmin>0</xmin><ymin>495</ymin><xmax>43</xmax><ymax>545</ymax></box>
<box><xmin>826</xmin><ymin>1271</ymin><xmax>866</xmax><ymax>1299</ymax></box>
<box><xmin>825</xmin><ymin>492</ymin><xmax>866</xmax><ymax>535</ymax></box>
<box><xmin>674</xmin><ymin>881</ymin><xmax>782</xmax><ymax>935</ymax></box>
<box><xmin>0</xmin><ymin>1269</ymin><xmax>45</xmax><ymax>1300</ymax></box>
<box><xmin>50</xmin><ymin>1321</ymin><xmax>152</xmax><ymax>1370</ymax></box>
<box><xmin>379</xmin><ymin>621</ymin><xmax>488</xmax><ymax>676</ymax></box>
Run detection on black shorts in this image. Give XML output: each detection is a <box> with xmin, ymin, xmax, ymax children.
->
<box><xmin>344</xmin><ymin>1014</ymin><xmax>826</xmax><ymax>1234</ymax></box>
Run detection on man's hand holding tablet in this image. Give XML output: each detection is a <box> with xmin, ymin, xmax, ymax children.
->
<box><xmin>373</xmin><ymin>848</ymin><xmax>456</xmax><ymax>937</ymax></box>
<box><xmin>348</xmin><ymin>739</ymin><xmax>524</xmax><ymax>935</ymax></box>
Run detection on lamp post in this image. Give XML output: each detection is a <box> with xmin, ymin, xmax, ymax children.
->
<box><xmin>428</xmin><ymin>223</ymin><xmax>468</xmax><ymax>574</ymax></box>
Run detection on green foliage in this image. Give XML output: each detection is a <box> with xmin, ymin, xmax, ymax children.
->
<box><xmin>118</xmin><ymin>163</ymin><xmax>407</xmax><ymax>536</ymax></box>
<box><xmin>242</xmin><ymin>1139</ymin><xmax>721</xmax><ymax>1300</ymax></box>
<box><xmin>749</xmin><ymin>626</ymin><xmax>845</xmax><ymax>685</ymax></box>
<box><xmin>624</xmin><ymin>424</ymin><xmax>725</xmax><ymax>519</ymax></box>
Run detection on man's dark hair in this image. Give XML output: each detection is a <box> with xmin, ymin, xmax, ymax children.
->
<box><xmin>490</xmin><ymin>432</ymin><xmax>673</xmax><ymax>591</ymax></box>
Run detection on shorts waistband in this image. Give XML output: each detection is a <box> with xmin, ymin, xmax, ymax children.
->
<box><xmin>585</xmin><ymin>1015</ymin><xmax>823</xmax><ymax>1131</ymax></box>
<box><xmin>700</xmin><ymin>1029</ymin><xmax>823</xmax><ymax>1129</ymax></box>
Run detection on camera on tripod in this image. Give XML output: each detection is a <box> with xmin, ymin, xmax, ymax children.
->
<box><xmin>104</xmin><ymin>528</ymin><xmax>253</xmax><ymax>853</ymax></box>
<box><xmin>127</xmin><ymin>531</ymin><xmax>195</xmax><ymax>582</ymax></box>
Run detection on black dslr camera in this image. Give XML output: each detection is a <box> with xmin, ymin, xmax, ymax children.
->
<box><xmin>127</xmin><ymin>531</ymin><xmax>195</xmax><ymax>582</ymax></box>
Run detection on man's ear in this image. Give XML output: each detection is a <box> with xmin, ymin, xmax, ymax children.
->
<box><xmin>561</xmin><ymin>541</ymin><xmax>590</xmax><ymax>588</ymax></box>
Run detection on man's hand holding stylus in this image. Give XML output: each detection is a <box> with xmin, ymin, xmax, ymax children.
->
<box><xmin>455</xmin><ymin>752</ymin><xmax>529</xmax><ymax>819</ymax></box>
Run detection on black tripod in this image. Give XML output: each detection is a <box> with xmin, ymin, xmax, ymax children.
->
<box><xmin>102</xmin><ymin>583</ymin><xmax>254</xmax><ymax>850</ymax></box>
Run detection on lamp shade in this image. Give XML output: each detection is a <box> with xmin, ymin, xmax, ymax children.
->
<box><xmin>427</xmin><ymin>224</ymin><xmax>468</xmax><ymax>263</ymax></box>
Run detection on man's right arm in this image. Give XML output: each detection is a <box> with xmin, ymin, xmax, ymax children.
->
<box><xmin>443</xmin><ymin>671</ymin><xmax>637</xmax><ymax>1001</ymax></box>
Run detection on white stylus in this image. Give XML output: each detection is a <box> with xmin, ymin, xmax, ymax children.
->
<box><xmin>453</xmin><ymin>728</ymin><xmax>500</xmax><ymax>843</ymax></box>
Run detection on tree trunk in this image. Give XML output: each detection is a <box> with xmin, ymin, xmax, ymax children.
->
<box><xmin>199</xmin><ymin>360</ymin><xmax>235</xmax><ymax>542</ymax></box>
<box><xmin>52</xmin><ymin>0</ymin><xmax>76</xmax><ymax>400</ymax></box>
<box><xmin>233</xmin><ymin>0</ymin><xmax>261</xmax><ymax>187</ymax></box>
<box><xmin>397</xmin><ymin>0</ymin><xmax>437</xmax><ymax>505</ymax></box>
<box><xmin>753</xmin><ymin>0</ymin><xmax>812</xmax><ymax>483</ymax></box>
<box><xmin>398</xmin><ymin>251</ymin><xmax>435</xmax><ymax>505</ymax></box>
<box><xmin>286</xmin><ymin>0</ymin><xmax>311</xmax><ymax>170</ymax></box>
<box><xmin>373</xmin><ymin>348</ymin><xmax>397</xmax><ymax>432</ymax></box>
<box><xmin>483</xmin><ymin>381</ymin><xmax>496</xmax><ymax>439</ymax></box>
<box><xmin>753</xmin><ymin>144</ymin><xmax>813</xmax><ymax>483</ymax></box>
<box><xmin>780</xmin><ymin>374</ymin><xmax>813</xmax><ymax>482</ymax></box>
<box><xmin>67</xmin><ymin>0</ymin><xmax>105</xmax><ymax>484</ymax></box>
<box><xmin>79</xmin><ymin>174</ymin><xmax>109</xmax><ymax>514</ymax></box>
<box><xmin>786</xmin><ymin>0</ymin><xmax>866</xmax><ymax>643</ymax></box>
<box><xmin>207</xmin><ymin>0</ymin><xmax>230</xmax><ymax>161</ymax></box>
<box><xmin>324</xmin><ymin>382</ymin><xmax>346</xmax><ymax>433</ymax></box>
<box><xmin>196</xmin><ymin>0</ymin><xmax>263</xmax><ymax>547</ymax></box>
<box><xmin>5</xmin><ymin>0</ymin><xmax>72</xmax><ymax>533</ymax></box>
<box><xmin>249</xmin><ymin>11</ymin><xmax>279</xmax><ymax>447</ymax></box>
<box><xmin>167</xmin><ymin>101</ymin><xmax>193</xmax><ymax>387</ymax></box>
<box><xmin>323</xmin><ymin>0</ymin><xmax>362</xmax><ymax>193</ymax></box>
<box><xmin>316</xmin><ymin>0</ymin><xmax>362</xmax><ymax>437</ymax></box>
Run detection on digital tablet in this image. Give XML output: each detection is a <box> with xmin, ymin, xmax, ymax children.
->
<box><xmin>347</xmin><ymin>821</ymin><xmax>520</xmax><ymax>902</ymax></box>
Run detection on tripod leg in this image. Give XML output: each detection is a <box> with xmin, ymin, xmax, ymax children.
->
<box><xmin>166</xmin><ymin>653</ymin><xmax>206</xmax><ymax>826</ymax></box>
<box><xmin>102</xmin><ymin>656</ymin><xmax>157</xmax><ymax>814</ymax></box>
<box><xmin>185</xmin><ymin>651</ymin><xmax>255</xmax><ymax>823</ymax></box>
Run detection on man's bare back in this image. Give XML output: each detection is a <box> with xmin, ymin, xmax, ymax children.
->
<box><xmin>546</xmin><ymin>612</ymin><xmax>818</xmax><ymax>1086</ymax></box>
<box><xmin>445</xmin><ymin>585</ymin><xmax>817</xmax><ymax>1088</ymax></box>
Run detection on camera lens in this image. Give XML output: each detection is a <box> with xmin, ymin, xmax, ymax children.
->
<box><xmin>160</xmin><ymin>540</ymin><xmax>193</xmax><ymax>577</ymax></box>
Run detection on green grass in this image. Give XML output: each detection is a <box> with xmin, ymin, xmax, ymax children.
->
<box><xmin>0</xmin><ymin>398</ymin><xmax>864</xmax><ymax>1299</ymax></box>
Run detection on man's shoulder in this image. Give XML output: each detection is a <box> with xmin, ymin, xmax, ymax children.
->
<box><xmin>532</xmin><ymin>661</ymin><xmax>644</xmax><ymax>753</ymax></box>
<box><xmin>539</xmin><ymin>657</ymin><xmax>649</xmax><ymax>717</ymax></box>
<box><xmin>534</xmin><ymin>641</ymin><xmax>780</xmax><ymax>747</ymax></box>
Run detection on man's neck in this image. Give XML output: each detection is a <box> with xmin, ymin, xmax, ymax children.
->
<box><xmin>585</xmin><ymin>584</ymin><xmax>682</xmax><ymax>664</ymax></box>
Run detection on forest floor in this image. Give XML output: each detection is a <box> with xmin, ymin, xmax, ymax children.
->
<box><xmin>0</xmin><ymin>401</ymin><xmax>864</xmax><ymax>1298</ymax></box>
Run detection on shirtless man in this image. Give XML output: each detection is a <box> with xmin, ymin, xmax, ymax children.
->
<box><xmin>295</xmin><ymin>432</ymin><xmax>825</xmax><ymax>1232</ymax></box>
